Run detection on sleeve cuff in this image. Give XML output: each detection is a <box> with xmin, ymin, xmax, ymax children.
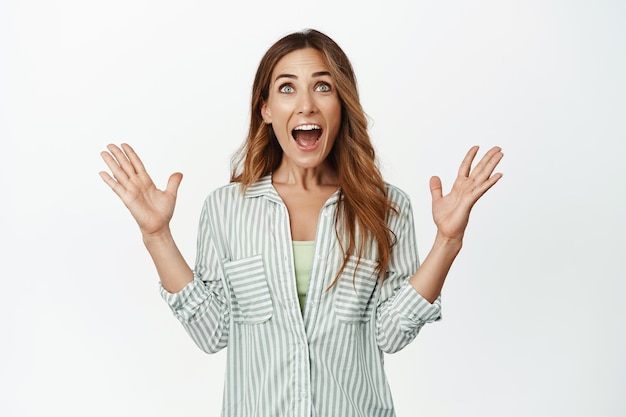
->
<box><xmin>159</xmin><ymin>275</ymin><xmax>212</xmax><ymax>322</ymax></box>
<box><xmin>393</xmin><ymin>281</ymin><xmax>442</xmax><ymax>324</ymax></box>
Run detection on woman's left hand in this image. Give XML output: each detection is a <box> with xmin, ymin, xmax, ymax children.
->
<box><xmin>430</xmin><ymin>146</ymin><xmax>503</xmax><ymax>242</ymax></box>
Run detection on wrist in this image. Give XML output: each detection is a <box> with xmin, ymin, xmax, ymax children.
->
<box><xmin>434</xmin><ymin>230</ymin><xmax>463</xmax><ymax>253</ymax></box>
<box><xmin>142</xmin><ymin>227</ymin><xmax>174</xmax><ymax>246</ymax></box>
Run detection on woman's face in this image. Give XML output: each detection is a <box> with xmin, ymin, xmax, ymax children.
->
<box><xmin>261</xmin><ymin>48</ymin><xmax>342</xmax><ymax>171</ymax></box>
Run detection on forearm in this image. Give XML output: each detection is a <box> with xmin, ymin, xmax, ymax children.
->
<box><xmin>143</xmin><ymin>228</ymin><xmax>194</xmax><ymax>293</ymax></box>
<box><xmin>409</xmin><ymin>231</ymin><xmax>463</xmax><ymax>303</ymax></box>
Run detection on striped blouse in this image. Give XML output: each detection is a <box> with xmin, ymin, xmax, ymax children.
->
<box><xmin>160</xmin><ymin>174</ymin><xmax>442</xmax><ymax>417</ymax></box>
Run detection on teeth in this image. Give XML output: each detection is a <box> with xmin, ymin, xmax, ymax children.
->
<box><xmin>294</xmin><ymin>124</ymin><xmax>321</xmax><ymax>131</ymax></box>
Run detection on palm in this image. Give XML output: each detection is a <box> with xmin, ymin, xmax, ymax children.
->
<box><xmin>430</xmin><ymin>146</ymin><xmax>503</xmax><ymax>241</ymax></box>
<box><xmin>100</xmin><ymin>144</ymin><xmax>183</xmax><ymax>236</ymax></box>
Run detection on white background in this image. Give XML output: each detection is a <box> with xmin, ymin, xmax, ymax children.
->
<box><xmin>1</xmin><ymin>0</ymin><xmax>625</xmax><ymax>416</ymax></box>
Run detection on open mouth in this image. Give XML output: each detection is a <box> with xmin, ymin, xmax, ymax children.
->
<box><xmin>292</xmin><ymin>124</ymin><xmax>322</xmax><ymax>149</ymax></box>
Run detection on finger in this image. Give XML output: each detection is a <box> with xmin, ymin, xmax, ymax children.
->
<box><xmin>471</xmin><ymin>172</ymin><xmax>503</xmax><ymax>202</ymax></box>
<box><xmin>165</xmin><ymin>172</ymin><xmax>183</xmax><ymax>196</ymax></box>
<box><xmin>468</xmin><ymin>146</ymin><xmax>502</xmax><ymax>179</ymax></box>
<box><xmin>457</xmin><ymin>146</ymin><xmax>479</xmax><ymax>178</ymax></box>
<box><xmin>121</xmin><ymin>143</ymin><xmax>148</xmax><ymax>174</ymax></box>
<box><xmin>107</xmin><ymin>143</ymin><xmax>138</xmax><ymax>179</ymax></box>
<box><xmin>98</xmin><ymin>170</ymin><xmax>126</xmax><ymax>199</ymax></box>
<box><xmin>429</xmin><ymin>176</ymin><xmax>443</xmax><ymax>201</ymax></box>
<box><xmin>100</xmin><ymin>149</ymin><xmax>130</xmax><ymax>186</ymax></box>
<box><xmin>471</xmin><ymin>149</ymin><xmax>504</xmax><ymax>185</ymax></box>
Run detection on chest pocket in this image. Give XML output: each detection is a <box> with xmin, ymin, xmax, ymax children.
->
<box><xmin>223</xmin><ymin>254</ymin><xmax>273</xmax><ymax>324</ymax></box>
<box><xmin>334</xmin><ymin>256</ymin><xmax>379</xmax><ymax>323</ymax></box>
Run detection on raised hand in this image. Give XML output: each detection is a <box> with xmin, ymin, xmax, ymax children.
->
<box><xmin>99</xmin><ymin>143</ymin><xmax>183</xmax><ymax>237</ymax></box>
<box><xmin>429</xmin><ymin>146</ymin><xmax>503</xmax><ymax>242</ymax></box>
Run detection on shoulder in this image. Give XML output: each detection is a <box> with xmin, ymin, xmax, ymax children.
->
<box><xmin>384</xmin><ymin>182</ymin><xmax>417</xmax><ymax>233</ymax></box>
<box><xmin>202</xmin><ymin>175</ymin><xmax>274</xmax><ymax>211</ymax></box>
<box><xmin>384</xmin><ymin>182</ymin><xmax>413</xmax><ymax>210</ymax></box>
<box><xmin>203</xmin><ymin>182</ymin><xmax>245</xmax><ymax>207</ymax></box>
<box><xmin>197</xmin><ymin>183</ymin><xmax>248</xmax><ymax>234</ymax></box>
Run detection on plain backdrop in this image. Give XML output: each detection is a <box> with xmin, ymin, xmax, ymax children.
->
<box><xmin>1</xmin><ymin>0</ymin><xmax>625</xmax><ymax>416</ymax></box>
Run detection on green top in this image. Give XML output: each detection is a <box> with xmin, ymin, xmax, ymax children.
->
<box><xmin>292</xmin><ymin>241</ymin><xmax>315</xmax><ymax>313</ymax></box>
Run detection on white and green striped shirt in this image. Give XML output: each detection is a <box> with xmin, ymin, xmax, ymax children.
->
<box><xmin>161</xmin><ymin>174</ymin><xmax>441</xmax><ymax>417</ymax></box>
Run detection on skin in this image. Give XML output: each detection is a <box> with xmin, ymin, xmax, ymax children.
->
<box><xmin>261</xmin><ymin>48</ymin><xmax>342</xmax><ymax>241</ymax></box>
<box><xmin>100</xmin><ymin>143</ymin><xmax>192</xmax><ymax>292</ymax></box>
<box><xmin>262</xmin><ymin>48</ymin><xmax>341</xmax><ymax>179</ymax></box>
<box><xmin>99</xmin><ymin>50</ymin><xmax>504</xmax><ymax>301</ymax></box>
<box><xmin>409</xmin><ymin>145</ymin><xmax>503</xmax><ymax>302</ymax></box>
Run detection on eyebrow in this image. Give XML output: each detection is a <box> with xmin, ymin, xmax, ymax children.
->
<box><xmin>274</xmin><ymin>71</ymin><xmax>332</xmax><ymax>82</ymax></box>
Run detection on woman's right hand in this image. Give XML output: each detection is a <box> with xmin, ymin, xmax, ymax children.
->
<box><xmin>99</xmin><ymin>143</ymin><xmax>183</xmax><ymax>237</ymax></box>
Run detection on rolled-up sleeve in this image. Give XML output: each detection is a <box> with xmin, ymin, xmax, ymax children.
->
<box><xmin>376</xmin><ymin>186</ymin><xmax>442</xmax><ymax>353</ymax></box>
<box><xmin>159</xmin><ymin>199</ymin><xmax>230</xmax><ymax>354</ymax></box>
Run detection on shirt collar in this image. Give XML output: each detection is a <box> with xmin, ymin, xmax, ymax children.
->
<box><xmin>243</xmin><ymin>173</ymin><xmax>342</xmax><ymax>206</ymax></box>
<box><xmin>243</xmin><ymin>174</ymin><xmax>285</xmax><ymax>205</ymax></box>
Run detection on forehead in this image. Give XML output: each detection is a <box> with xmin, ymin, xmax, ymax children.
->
<box><xmin>271</xmin><ymin>48</ymin><xmax>330</xmax><ymax>78</ymax></box>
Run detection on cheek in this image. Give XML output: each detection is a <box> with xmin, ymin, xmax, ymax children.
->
<box><xmin>330</xmin><ymin>100</ymin><xmax>342</xmax><ymax>123</ymax></box>
<box><xmin>331</xmin><ymin>104</ymin><xmax>342</xmax><ymax>131</ymax></box>
<box><xmin>269</xmin><ymin>102</ymin><xmax>292</xmax><ymax>122</ymax></box>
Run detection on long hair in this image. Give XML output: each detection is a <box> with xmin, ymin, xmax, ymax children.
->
<box><xmin>231</xmin><ymin>29</ymin><xmax>395</xmax><ymax>284</ymax></box>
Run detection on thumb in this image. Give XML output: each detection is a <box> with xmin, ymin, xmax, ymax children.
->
<box><xmin>166</xmin><ymin>172</ymin><xmax>183</xmax><ymax>196</ymax></box>
<box><xmin>429</xmin><ymin>176</ymin><xmax>443</xmax><ymax>201</ymax></box>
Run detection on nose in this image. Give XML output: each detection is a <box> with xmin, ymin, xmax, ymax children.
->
<box><xmin>297</xmin><ymin>90</ymin><xmax>317</xmax><ymax>115</ymax></box>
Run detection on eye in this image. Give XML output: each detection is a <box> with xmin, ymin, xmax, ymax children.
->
<box><xmin>279</xmin><ymin>84</ymin><xmax>294</xmax><ymax>93</ymax></box>
<box><xmin>315</xmin><ymin>82</ymin><xmax>331</xmax><ymax>92</ymax></box>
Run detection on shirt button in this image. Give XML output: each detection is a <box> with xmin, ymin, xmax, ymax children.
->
<box><xmin>300</xmin><ymin>391</ymin><xmax>308</xmax><ymax>399</ymax></box>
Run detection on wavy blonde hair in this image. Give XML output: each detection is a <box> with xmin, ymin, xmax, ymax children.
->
<box><xmin>231</xmin><ymin>29</ymin><xmax>395</xmax><ymax>284</ymax></box>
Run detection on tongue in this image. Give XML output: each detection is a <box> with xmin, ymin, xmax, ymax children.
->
<box><xmin>293</xmin><ymin>130</ymin><xmax>319</xmax><ymax>148</ymax></box>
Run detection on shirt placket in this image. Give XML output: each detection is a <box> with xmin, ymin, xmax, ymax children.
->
<box><xmin>272</xmin><ymin>200</ymin><xmax>312</xmax><ymax>417</ymax></box>
<box><xmin>303</xmin><ymin>201</ymin><xmax>335</xmax><ymax>329</ymax></box>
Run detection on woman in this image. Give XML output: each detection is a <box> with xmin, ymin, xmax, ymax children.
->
<box><xmin>100</xmin><ymin>29</ymin><xmax>502</xmax><ymax>417</ymax></box>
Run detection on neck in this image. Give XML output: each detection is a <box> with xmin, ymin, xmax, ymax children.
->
<box><xmin>272</xmin><ymin>160</ymin><xmax>338</xmax><ymax>190</ymax></box>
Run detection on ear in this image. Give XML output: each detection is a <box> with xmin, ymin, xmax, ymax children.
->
<box><xmin>261</xmin><ymin>101</ymin><xmax>272</xmax><ymax>124</ymax></box>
